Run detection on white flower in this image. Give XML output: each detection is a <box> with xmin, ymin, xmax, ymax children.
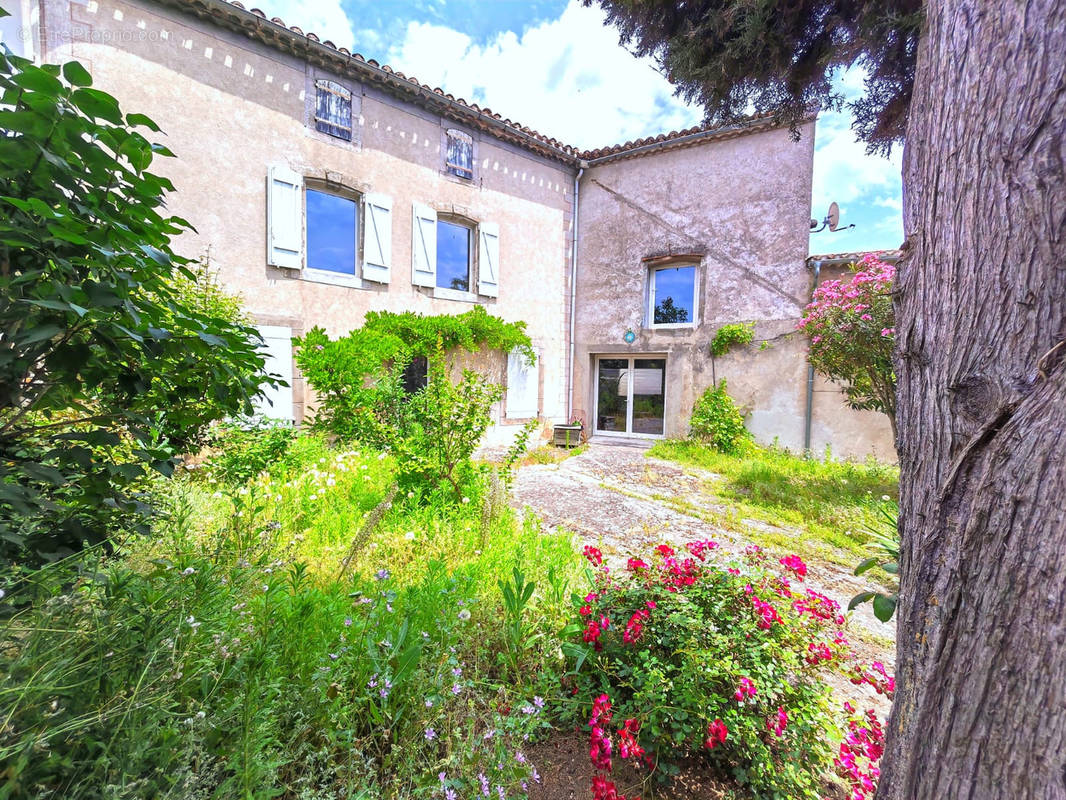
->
<box><xmin>461</xmin><ymin>497</ymin><xmax>470</xmax><ymax>504</ymax></box>
<box><xmin>458</xmin><ymin>609</ymin><xmax>471</xmax><ymax>621</ymax></box>
<box><xmin>0</xmin><ymin>588</ymin><xmax>5</xmax><ymax>600</ymax></box>
<box><xmin>186</xmin><ymin>616</ymin><xmax>201</xmax><ymax>630</ymax></box>
<box><xmin>407</xmin><ymin>491</ymin><xmax>414</xmax><ymax>498</ymax></box>
<box><xmin>181</xmin><ymin>567</ymin><xmax>196</xmax><ymax>576</ymax></box>
<box><xmin>404</xmin><ymin>532</ymin><xmax>415</xmax><ymax>541</ymax></box>
<box><xmin>881</xmin><ymin>495</ymin><xmax>891</xmax><ymax>501</ymax></box>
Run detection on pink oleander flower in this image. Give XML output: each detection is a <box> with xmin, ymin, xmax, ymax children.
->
<box><xmin>767</xmin><ymin>706</ymin><xmax>788</xmax><ymax>737</ymax></box>
<box><xmin>779</xmin><ymin>554</ymin><xmax>807</xmax><ymax>579</ymax></box>
<box><xmin>584</xmin><ymin>546</ymin><xmax>603</xmax><ymax>566</ymax></box>
<box><xmin>734</xmin><ymin>676</ymin><xmax>757</xmax><ymax>702</ymax></box>
<box><xmin>704</xmin><ymin>718</ymin><xmax>728</xmax><ymax>749</ymax></box>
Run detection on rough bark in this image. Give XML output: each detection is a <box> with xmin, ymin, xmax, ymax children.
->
<box><xmin>878</xmin><ymin>1</ymin><xmax>1066</xmax><ymax>798</ymax></box>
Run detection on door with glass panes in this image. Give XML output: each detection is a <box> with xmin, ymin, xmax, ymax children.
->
<box><xmin>594</xmin><ymin>356</ymin><xmax>666</xmax><ymax>437</ymax></box>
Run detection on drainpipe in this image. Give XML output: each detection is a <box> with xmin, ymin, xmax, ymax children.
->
<box><xmin>566</xmin><ymin>163</ymin><xmax>586</xmax><ymax>421</ymax></box>
<box><xmin>803</xmin><ymin>259</ymin><xmax>822</xmax><ymax>454</ymax></box>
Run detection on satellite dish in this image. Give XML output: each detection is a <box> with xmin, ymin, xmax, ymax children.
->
<box><xmin>810</xmin><ymin>202</ymin><xmax>854</xmax><ymax>234</ymax></box>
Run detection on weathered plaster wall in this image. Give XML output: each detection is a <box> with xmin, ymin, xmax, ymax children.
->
<box><xmin>40</xmin><ymin>0</ymin><xmax>573</xmax><ymax>434</ymax></box>
<box><xmin>574</xmin><ymin>125</ymin><xmax>896</xmax><ymax>461</ymax></box>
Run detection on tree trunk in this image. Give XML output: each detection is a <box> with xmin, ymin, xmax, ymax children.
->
<box><xmin>877</xmin><ymin>1</ymin><xmax>1066</xmax><ymax>798</ymax></box>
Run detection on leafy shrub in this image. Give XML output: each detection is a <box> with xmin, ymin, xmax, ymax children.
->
<box><xmin>0</xmin><ymin>54</ymin><xmax>269</xmax><ymax>567</ymax></box>
<box><xmin>798</xmin><ymin>255</ymin><xmax>896</xmax><ymax>435</ymax></box>
<box><xmin>688</xmin><ymin>380</ymin><xmax>751</xmax><ymax>454</ymax></box>
<box><xmin>572</xmin><ymin>543</ymin><xmax>892</xmax><ymax>799</ymax></box>
<box><xmin>204</xmin><ymin>420</ymin><xmax>298</xmax><ymax>485</ymax></box>
<box><xmin>710</xmin><ymin>321</ymin><xmax>755</xmax><ymax>357</ymax></box>
<box><xmin>0</xmin><ymin>440</ymin><xmax>580</xmax><ymax>799</ymax></box>
<box><xmin>849</xmin><ymin>504</ymin><xmax>900</xmax><ymax>621</ymax></box>
<box><xmin>295</xmin><ymin>307</ymin><xmax>532</xmax><ymax>443</ymax></box>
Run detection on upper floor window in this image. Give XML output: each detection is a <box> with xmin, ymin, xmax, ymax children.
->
<box><xmin>314</xmin><ymin>80</ymin><xmax>352</xmax><ymax>141</ymax></box>
<box><xmin>306</xmin><ymin>187</ymin><xmax>357</xmax><ymax>275</ymax></box>
<box><xmin>436</xmin><ymin>218</ymin><xmax>473</xmax><ymax>291</ymax></box>
<box><xmin>445</xmin><ymin>129</ymin><xmax>473</xmax><ymax>180</ymax></box>
<box><xmin>411</xmin><ymin>204</ymin><xmax>498</xmax><ymax>297</ymax></box>
<box><xmin>649</xmin><ymin>265</ymin><xmax>697</xmax><ymax>326</ymax></box>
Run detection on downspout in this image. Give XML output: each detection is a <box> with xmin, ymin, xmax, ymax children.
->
<box><xmin>803</xmin><ymin>259</ymin><xmax>822</xmax><ymax>454</ymax></box>
<box><xmin>566</xmin><ymin>163</ymin><xmax>586</xmax><ymax>421</ymax></box>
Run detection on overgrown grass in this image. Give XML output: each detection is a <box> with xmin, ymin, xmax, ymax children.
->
<box><xmin>646</xmin><ymin>440</ymin><xmax>898</xmax><ymax>566</ymax></box>
<box><xmin>520</xmin><ymin>443</ymin><xmax>587</xmax><ymax>466</ymax></box>
<box><xmin>1</xmin><ymin>434</ymin><xmax>583</xmax><ymax>800</ymax></box>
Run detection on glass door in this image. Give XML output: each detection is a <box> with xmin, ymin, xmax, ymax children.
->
<box><xmin>595</xmin><ymin>356</ymin><xmax>666</xmax><ymax>437</ymax></box>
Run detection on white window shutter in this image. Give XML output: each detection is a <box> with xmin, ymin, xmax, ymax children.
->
<box><xmin>362</xmin><ymin>193</ymin><xmax>392</xmax><ymax>284</ymax></box>
<box><xmin>251</xmin><ymin>325</ymin><xmax>295</xmax><ymax>421</ymax></box>
<box><xmin>506</xmin><ymin>348</ymin><xmax>538</xmax><ymax>419</ymax></box>
<box><xmin>412</xmin><ymin>202</ymin><xmax>437</xmax><ymax>287</ymax></box>
<box><xmin>478</xmin><ymin>221</ymin><xmax>499</xmax><ymax>297</ymax></box>
<box><xmin>267</xmin><ymin>166</ymin><xmax>302</xmax><ymax>269</ymax></box>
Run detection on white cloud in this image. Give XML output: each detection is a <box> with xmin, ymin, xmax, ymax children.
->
<box><xmin>255</xmin><ymin>0</ymin><xmax>356</xmax><ymax>51</ymax></box>
<box><xmin>382</xmin><ymin>1</ymin><xmax>702</xmax><ymax>149</ymax></box>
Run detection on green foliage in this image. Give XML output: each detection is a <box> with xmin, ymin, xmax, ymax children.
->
<box><xmin>574</xmin><ymin>544</ymin><xmax>841</xmax><ymax>798</ymax></box>
<box><xmin>849</xmin><ymin>505</ymin><xmax>900</xmax><ymax>622</ymax></box>
<box><xmin>295</xmin><ymin>306</ymin><xmax>532</xmax><ymax>444</ymax></box>
<box><xmin>380</xmin><ymin>353</ymin><xmax>503</xmax><ymax>501</ymax></box>
<box><xmin>688</xmin><ymin>380</ymin><xmax>751</xmax><ymax>454</ymax></box>
<box><xmin>0</xmin><ymin>54</ymin><xmax>269</xmax><ymax>567</ymax></box>
<box><xmin>587</xmin><ymin>0</ymin><xmax>922</xmax><ymax>154</ymax></box>
<box><xmin>710</xmin><ymin>321</ymin><xmax>755</xmax><ymax>357</ymax></box>
<box><xmin>647</xmin><ymin>439</ymin><xmax>899</xmax><ymax>561</ymax></box>
<box><xmin>798</xmin><ymin>255</ymin><xmax>897</xmax><ymax>433</ymax></box>
<box><xmin>0</xmin><ymin>436</ymin><xmax>580</xmax><ymax>799</ymax></box>
<box><xmin>203</xmin><ymin>419</ymin><xmax>298</xmax><ymax>485</ymax></box>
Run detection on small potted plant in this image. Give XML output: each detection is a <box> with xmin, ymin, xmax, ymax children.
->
<box><xmin>553</xmin><ymin>417</ymin><xmax>584</xmax><ymax>448</ymax></box>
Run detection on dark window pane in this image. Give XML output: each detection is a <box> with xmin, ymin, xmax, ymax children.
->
<box><xmin>307</xmin><ymin>189</ymin><xmax>356</xmax><ymax>274</ymax></box>
<box><xmin>436</xmin><ymin>220</ymin><xmax>471</xmax><ymax>291</ymax></box>
<box><xmin>402</xmin><ymin>356</ymin><xmax>428</xmax><ymax>394</ymax></box>
<box><xmin>653</xmin><ymin>266</ymin><xmax>696</xmax><ymax>324</ymax></box>
<box><xmin>631</xmin><ymin>358</ymin><xmax>665</xmax><ymax>435</ymax></box>
<box><xmin>446</xmin><ymin>131</ymin><xmax>473</xmax><ymax>179</ymax></box>
<box><xmin>315</xmin><ymin>81</ymin><xmax>352</xmax><ymax>141</ymax></box>
<box><xmin>596</xmin><ymin>358</ymin><xmax>630</xmax><ymax>432</ymax></box>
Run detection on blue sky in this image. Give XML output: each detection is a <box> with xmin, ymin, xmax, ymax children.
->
<box><xmin>261</xmin><ymin>0</ymin><xmax>903</xmax><ymax>255</ymax></box>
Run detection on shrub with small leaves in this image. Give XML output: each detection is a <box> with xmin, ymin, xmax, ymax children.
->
<box><xmin>710</xmin><ymin>321</ymin><xmax>755</xmax><ymax>357</ymax></box>
<box><xmin>688</xmin><ymin>380</ymin><xmax>751</xmax><ymax>454</ymax></box>
<box><xmin>572</xmin><ymin>543</ymin><xmax>889</xmax><ymax>799</ymax></box>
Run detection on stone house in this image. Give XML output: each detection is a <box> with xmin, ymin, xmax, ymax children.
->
<box><xmin>14</xmin><ymin>0</ymin><xmax>896</xmax><ymax>460</ymax></box>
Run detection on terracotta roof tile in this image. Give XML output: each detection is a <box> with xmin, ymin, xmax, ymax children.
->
<box><xmin>166</xmin><ymin>0</ymin><xmax>785</xmax><ymax>165</ymax></box>
<box><xmin>806</xmin><ymin>249</ymin><xmax>902</xmax><ymax>264</ymax></box>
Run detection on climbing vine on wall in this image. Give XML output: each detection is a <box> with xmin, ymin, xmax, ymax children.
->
<box><xmin>294</xmin><ymin>306</ymin><xmax>533</xmax><ymax>442</ymax></box>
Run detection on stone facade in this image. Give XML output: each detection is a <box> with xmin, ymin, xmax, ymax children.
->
<box><xmin>26</xmin><ymin>0</ymin><xmax>896</xmax><ymax>460</ymax></box>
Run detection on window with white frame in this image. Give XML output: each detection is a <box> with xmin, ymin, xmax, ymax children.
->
<box><xmin>314</xmin><ymin>79</ymin><xmax>352</xmax><ymax>141</ymax></box>
<box><xmin>410</xmin><ymin>205</ymin><xmax>499</xmax><ymax>297</ymax></box>
<box><xmin>445</xmin><ymin>129</ymin><xmax>473</xmax><ymax>179</ymax></box>
<box><xmin>648</xmin><ymin>265</ymin><xmax>697</xmax><ymax>326</ymax></box>
<box><xmin>266</xmin><ymin>167</ymin><xmax>393</xmax><ymax>284</ymax></box>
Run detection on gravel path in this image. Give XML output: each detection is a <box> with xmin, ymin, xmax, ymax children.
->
<box><xmin>510</xmin><ymin>440</ymin><xmax>895</xmax><ymax>716</ymax></box>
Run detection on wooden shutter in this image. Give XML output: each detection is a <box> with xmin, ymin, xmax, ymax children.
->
<box><xmin>412</xmin><ymin>203</ymin><xmax>437</xmax><ymax>287</ymax></box>
<box><xmin>506</xmin><ymin>348</ymin><xmax>538</xmax><ymax>418</ymax></box>
<box><xmin>362</xmin><ymin>193</ymin><xmax>392</xmax><ymax>284</ymax></box>
<box><xmin>251</xmin><ymin>325</ymin><xmax>295</xmax><ymax>421</ymax></box>
<box><xmin>314</xmin><ymin>80</ymin><xmax>352</xmax><ymax>141</ymax></box>
<box><xmin>267</xmin><ymin>166</ymin><xmax>302</xmax><ymax>269</ymax></box>
<box><xmin>478</xmin><ymin>221</ymin><xmax>499</xmax><ymax>297</ymax></box>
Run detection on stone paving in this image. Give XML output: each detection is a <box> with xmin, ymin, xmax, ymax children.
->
<box><xmin>510</xmin><ymin>439</ymin><xmax>895</xmax><ymax>715</ymax></box>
